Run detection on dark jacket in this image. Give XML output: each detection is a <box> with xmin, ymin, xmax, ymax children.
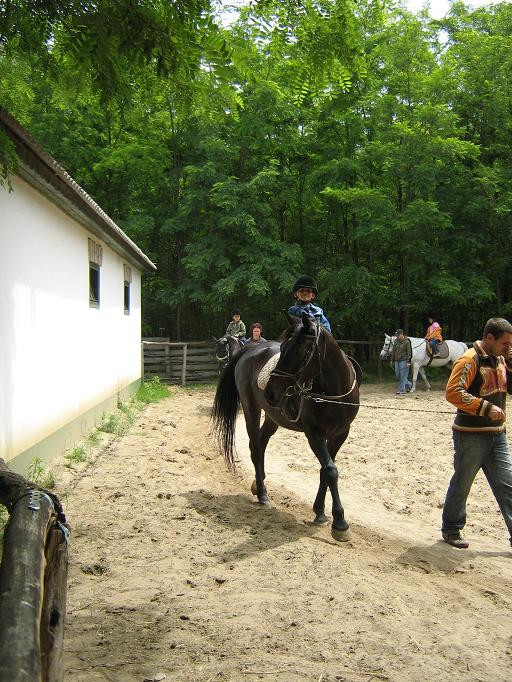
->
<box><xmin>390</xmin><ymin>337</ymin><xmax>412</xmax><ymax>363</ymax></box>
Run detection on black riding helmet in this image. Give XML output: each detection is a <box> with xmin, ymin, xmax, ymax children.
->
<box><xmin>292</xmin><ymin>275</ymin><xmax>318</xmax><ymax>295</ymax></box>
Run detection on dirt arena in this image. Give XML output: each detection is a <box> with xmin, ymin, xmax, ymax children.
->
<box><xmin>57</xmin><ymin>383</ymin><xmax>512</xmax><ymax>681</ymax></box>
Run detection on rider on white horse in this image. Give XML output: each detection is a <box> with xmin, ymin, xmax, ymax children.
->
<box><xmin>380</xmin><ymin>332</ymin><xmax>468</xmax><ymax>393</ymax></box>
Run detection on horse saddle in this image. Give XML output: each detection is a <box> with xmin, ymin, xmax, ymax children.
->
<box><xmin>427</xmin><ymin>340</ymin><xmax>449</xmax><ymax>359</ymax></box>
<box><xmin>256</xmin><ymin>353</ymin><xmax>363</xmax><ymax>391</ymax></box>
<box><xmin>257</xmin><ymin>353</ymin><xmax>280</xmax><ymax>390</ymax></box>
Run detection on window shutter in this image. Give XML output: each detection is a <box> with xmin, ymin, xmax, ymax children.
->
<box><xmin>88</xmin><ymin>238</ymin><xmax>103</xmax><ymax>265</ymax></box>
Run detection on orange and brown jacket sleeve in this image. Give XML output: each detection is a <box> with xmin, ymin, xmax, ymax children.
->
<box><xmin>445</xmin><ymin>352</ymin><xmax>491</xmax><ymax>417</ymax></box>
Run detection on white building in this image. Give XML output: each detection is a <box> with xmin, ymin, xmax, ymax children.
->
<box><xmin>0</xmin><ymin>107</ymin><xmax>156</xmax><ymax>474</ymax></box>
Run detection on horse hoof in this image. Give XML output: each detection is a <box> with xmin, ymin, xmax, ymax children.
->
<box><xmin>251</xmin><ymin>480</ymin><xmax>258</xmax><ymax>495</ymax></box>
<box><xmin>313</xmin><ymin>515</ymin><xmax>329</xmax><ymax>526</ymax></box>
<box><xmin>331</xmin><ymin>527</ymin><xmax>352</xmax><ymax>542</ymax></box>
<box><xmin>258</xmin><ymin>496</ymin><xmax>270</xmax><ymax>506</ymax></box>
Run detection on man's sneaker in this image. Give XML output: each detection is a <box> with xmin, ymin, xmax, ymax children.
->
<box><xmin>442</xmin><ymin>531</ymin><xmax>469</xmax><ymax>549</ymax></box>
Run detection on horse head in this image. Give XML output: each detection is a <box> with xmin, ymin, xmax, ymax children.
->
<box><xmin>215</xmin><ymin>336</ymin><xmax>230</xmax><ymax>364</ymax></box>
<box><xmin>380</xmin><ymin>333</ymin><xmax>395</xmax><ymax>361</ymax></box>
<box><xmin>264</xmin><ymin>312</ymin><xmax>320</xmax><ymax>407</ymax></box>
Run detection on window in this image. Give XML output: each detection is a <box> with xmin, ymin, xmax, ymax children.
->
<box><xmin>88</xmin><ymin>238</ymin><xmax>103</xmax><ymax>308</ymax></box>
<box><xmin>123</xmin><ymin>264</ymin><xmax>132</xmax><ymax>315</ymax></box>
<box><xmin>89</xmin><ymin>264</ymin><xmax>100</xmax><ymax>307</ymax></box>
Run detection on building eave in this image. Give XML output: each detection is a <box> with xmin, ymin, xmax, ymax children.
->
<box><xmin>0</xmin><ymin>106</ymin><xmax>157</xmax><ymax>274</ymax></box>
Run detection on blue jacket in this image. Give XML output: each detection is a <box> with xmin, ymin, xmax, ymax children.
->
<box><xmin>287</xmin><ymin>302</ymin><xmax>332</xmax><ymax>333</ymax></box>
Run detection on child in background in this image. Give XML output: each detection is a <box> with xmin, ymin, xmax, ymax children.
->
<box><xmin>225</xmin><ymin>309</ymin><xmax>246</xmax><ymax>343</ymax></box>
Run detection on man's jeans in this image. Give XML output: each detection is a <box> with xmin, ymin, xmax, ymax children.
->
<box><xmin>394</xmin><ymin>361</ymin><xmax>411</xmax><ymax>394</ymax></box>
<box><xmin>431</xmin><ymin>338</ymin><xmax>439</xmax><ymax>354</ymax></box>
<box><xmin>442</xmin><ymin>430</ymin><xmax>512</xmax><ymax>541</ymax></box>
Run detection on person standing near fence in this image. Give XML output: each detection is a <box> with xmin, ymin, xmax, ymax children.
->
<box><xmin>441</xmin><ymin>317</ymin><xmax>512</xmax><ymax>549</ymax></box>
<box><xmin>390</xmin><ymin>329</ymin><xmax>412</xmax><ymax>395</ymax></box>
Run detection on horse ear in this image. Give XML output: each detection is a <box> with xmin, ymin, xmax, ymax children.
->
<box><xmin>211</xmin><ymin>336</ymin><xmax>218</xmax><ymax>342</ymax></box>
<box><xmin>302</xmin><ymin>311</ymin><xmax>314</xmax><ymax>332</ymax></box>
<box><xmin>283</xmin><ymin>309</ymin><xmax>296</xmax><ymax>326</ymax></box>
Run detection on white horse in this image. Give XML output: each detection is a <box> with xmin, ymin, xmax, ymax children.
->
<box><xmin>380</xmin><ymin>334</ymin><xmax>468</xmax><ymax>392</ymax></box>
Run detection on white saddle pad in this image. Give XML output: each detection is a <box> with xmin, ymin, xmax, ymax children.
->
<box><xmin>257</xmin><ymin>353</ymin><xmax>280</xmax><ymax>390</ymax></box>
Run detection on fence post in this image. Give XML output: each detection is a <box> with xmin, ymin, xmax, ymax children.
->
<box><xmin>165</xmin><ymin>343</ymin><xmax>171</xmax><ymax>381</ymax></box>
<box><xmin>181</xmin><ymin>344</ymin><xmax>188</xmax><ymax>386</ymax></box>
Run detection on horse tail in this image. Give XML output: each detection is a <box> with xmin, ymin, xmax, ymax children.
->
<box><xmin>211</xmin><ymin>349</ymin><xmax>245</xmax><ymax>471</ymax></box>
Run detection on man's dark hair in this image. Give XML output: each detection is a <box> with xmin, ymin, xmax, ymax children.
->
<box><xmin>483</xmin><ymin>317</ymin><xmax>512</xmax><ymax>339</ymax></box>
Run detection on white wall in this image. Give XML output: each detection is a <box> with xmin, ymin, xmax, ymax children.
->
<box><xmin>0</xmin><ymin>175</ymin><xmax>143</xmax><ymax>463</ymax></box>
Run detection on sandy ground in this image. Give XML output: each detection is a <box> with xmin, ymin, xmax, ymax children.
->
<box><xmin>57</xmin><ymin>383</ymin><xmax>512</xmax><ymax>682</ymax></box>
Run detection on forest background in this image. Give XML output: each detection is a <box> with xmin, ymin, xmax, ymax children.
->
<box><xmin>1</xmin><ymin>0</ymin><xmax>511</xmax><ymax>343</ymax></box>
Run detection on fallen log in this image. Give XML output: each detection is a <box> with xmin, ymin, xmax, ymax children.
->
<box><xmin>0</xmin><ymin>458</ymin><xmax>69</xmax><ymax>682</ymax></box>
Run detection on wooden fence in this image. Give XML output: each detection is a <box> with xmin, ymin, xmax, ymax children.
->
<box><xmin>0</xmin><ymin>459</ymin><xmax>69</xmax><ymax>681</ymax></box>
<box><xmin>143</xmin><ymin>339</ymin><xmax>219</xmax><ymax>384</ymax></box>
<box><xmin>142</xmin><ymin>338</ymin><xmax>386</xmax><ymax>384</ymax></box>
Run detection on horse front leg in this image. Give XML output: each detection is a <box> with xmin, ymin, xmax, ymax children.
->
<box><xmin>418</xmin><ymin>366</ymin><xmax>431</xmax><ymax>391</ymax></box>
<box><xmin>312</xmin><ymin>429</ymin><xmax>350</xmax><ymax>527</ymax></box>
<box><xmin>306</xmin><ymin>429</ymin><xmax>351</xmax><ymax>542</ymax></box>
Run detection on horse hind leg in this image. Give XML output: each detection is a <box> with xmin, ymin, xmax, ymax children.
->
<box><xmin>249</xmin><ymin>415</ymin><xmax>278</xmax><ymax>505</ymax></box>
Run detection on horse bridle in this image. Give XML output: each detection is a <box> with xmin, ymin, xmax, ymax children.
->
<box><xmin>215</xmin><ymin>337</ymin><xmax>230</xmax><ymax>363</ymax></box>
<box><xmin>269</xmin><ymin>324</ymin><xmax>357</xmax><ymax>423</ymax></box>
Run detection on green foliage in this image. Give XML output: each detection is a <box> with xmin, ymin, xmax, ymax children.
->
<box><xmin>27</xmin><ymin>457</ymin><xmax>56</xmax><ymax>490</ymax></box>
<box><xmin>136</xmin><ymin>377</ymin><xmax>170</xmax><ymax>404</ymax></box>
<box><xmin>86</xmin><ymin>430</ymin><xmax>101</xmax><ymax>447</ymax></box>
<box><xmin>99</xmin><ymin>412</ymin><xmax>129</xmax><ymax>436</ymax></box>
<box><xmin>3</xmin><ymin>0</ymin><xmax>512</xmax><ymax>342</ymax></box>
<box><xmin>64</xmin><ymin>446</ymin><xmax>88</xmax><ymax>467</ymax></box>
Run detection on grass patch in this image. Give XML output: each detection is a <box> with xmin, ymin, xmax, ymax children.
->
<box><xmin>136</xmin><ymin>376</ymin><xmax>170</xmax><ymax>403</ymax></box>
<box><xmin>27</xmin><ymin>456</ymin><xmax>56</xmax><ymax>490</ymax></box>
<box><xmin>64</xmin><ymin>446</ymin><xmax>88</xmax><ymax>467</ymax></box>
<box><xmin>99</xmin><ymin>412</ymin><xmax>130</xmax><ymax>436</ymax></box>
<box><xmin>86</xmin><ymin>429</ymin><xmax>101</xmax><ymax>447</ymax></box>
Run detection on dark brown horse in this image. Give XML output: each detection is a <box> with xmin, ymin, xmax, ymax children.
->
<box><xmin>211</xmin><ymin>312</ymin><xmax>361</xmax><ymax>541</ymax></box>
<box><xmin>213</xmin><ymin>334</ymin><xmax>243</xmax><ymax>374</ymax></box>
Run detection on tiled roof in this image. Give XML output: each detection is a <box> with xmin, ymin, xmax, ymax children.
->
<box><xmin>0</xmin><ymin>106</ymin><xmax>156</xmax><ymax>273</ymax></box>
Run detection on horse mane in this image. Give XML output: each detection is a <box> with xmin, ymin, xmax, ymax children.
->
<box><xmin>280</xmin><ymin>326</ymin><xmax>294</xmax><ymax>341</ymax></box>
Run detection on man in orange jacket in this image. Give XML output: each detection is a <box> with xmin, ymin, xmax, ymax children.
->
<box><xmin>442</xmin><ymin>317</ymin><xmax>512</xmax><ymax>549</ymax></box>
